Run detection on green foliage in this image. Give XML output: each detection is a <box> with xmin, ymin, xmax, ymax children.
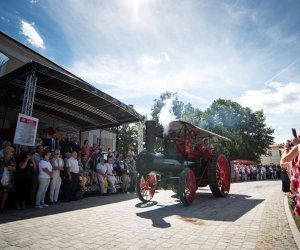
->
<box><xmin>117</xmin><ymin>123</ymin><xmax>139</xmax><ymax>157</ymax></box>
<box><xmin>180</xmin><ymin>102</ymin><xmax>202</xmax><ymax>126</ymax></box>
<box><xmin>288</xmin><ymin>195</ymin><xmax>300</xmax><ymax>231</ymax></box>
<box><xmin>202</xmin><ymin>99</ymin><xmax>274</xmax><ymax>161</ymax></box>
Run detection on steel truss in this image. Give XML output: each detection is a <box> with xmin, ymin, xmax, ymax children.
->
<box><xmin>21</xmin><ymin>74</ymin><xmax>37</xmax><ymax>116</ymax></box>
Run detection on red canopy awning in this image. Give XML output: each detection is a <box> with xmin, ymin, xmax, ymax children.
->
<box><xmin>232</xmin><ymin>159</ymin><xmax>255</xmax><ymax>165</ymax></box>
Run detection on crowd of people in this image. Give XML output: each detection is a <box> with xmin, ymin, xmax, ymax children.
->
<box><xmin>232</xmin><ymin>163</ymin><xmax>282</xmax><ymax>182</ymax></box>
<box><xmin>0</xmin><ymin>138</ymin><xmax>137</xmax><ymax>213</ymax></box>
<box><xmin>3</xmin><ymin>132</ymin><xmax>296</xmax><ymax>215</ymax></box>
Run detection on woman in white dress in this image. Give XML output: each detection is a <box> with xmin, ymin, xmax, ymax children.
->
<box><xmin>50</xmin><ymin>150</ymin><xmax>64</xmax><ymax>204</ymax></box>
<box><xmin>35</xmin><ymin>151</ymin><xmax>52</xmax><ymax>208</ymax></box>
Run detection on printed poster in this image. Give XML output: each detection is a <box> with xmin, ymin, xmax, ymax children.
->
<box><xmin>13</xmin><ymin>113</ymin><xmax>39</xmax><ymax>146</ymax></box>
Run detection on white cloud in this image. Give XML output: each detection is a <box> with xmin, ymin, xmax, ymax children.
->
<box><xmin>268</xmin><ymin>82</ymin><xmax>282</xmax><ymax>88</ymax></box>
<box><xmin>237</xmin><ymin>82</ymin><xmax>300</xmax><ymax>143</ymax></box>
<box><xmin>139</xmin><ymin>55</ymin><xmax>161</xmax><ymax>68</ymax></box>
<box><xmin>238</xmin><ymin>82</ymin><xmax>300</xmax><ymax>115</ymax></box>
<box><xmin>1</xmin><ymin>16</ymin><xmax>10</xmax><ymax>23</ymax></box>
<box><xmin>20</xmin><ymin>20</ymin><xmax>45</xmax><ymax>49</ymax></box>
<box><xmin>162</xmin><ymin>52</ymin><xmax>170</xmax><ymax>61</ymax></box>
<box><xmin>139</xmin><ymin>52</ymin><xmax>172</xmax><ymax>68</ymax></box>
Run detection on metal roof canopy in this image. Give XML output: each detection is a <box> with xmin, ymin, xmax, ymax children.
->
<box><xmin>0</xmin><ymin>61</ymin><xmax>143</xmax><ymax>131</ymax></box>
<box><xmin>155</xmin><ymin>120</ymin><xmax>232</xmax><ymax>142</ymax></box>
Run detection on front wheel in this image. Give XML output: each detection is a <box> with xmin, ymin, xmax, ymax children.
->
<box><xmin>208</xmin><ymin>154</ymin><xmax>230</xmax><ymax>197</ymax></box>
<box><xmin>179</xmin><ymin>168</ymin><xmax>196</xmax><ymax>206</ymax></box>
<box><xmin>136</xmin><ymin>173</ymin><xmax>156</xmax><ymax>202</ymax></box>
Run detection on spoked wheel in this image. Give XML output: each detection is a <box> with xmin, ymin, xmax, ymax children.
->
<box><xmin>179</xmin><ymin>168</ymin><xmax>196</xmax><ymax>206</ymax></box>
<box><xmin>208</xmin><ymin>154</ymin><xmax>230</xmax><ymax>197</ymax></box>
<box><xmin>136</xmin><ymin>173</ymin><xmax>157</xmax><ymax>202</ymax></box>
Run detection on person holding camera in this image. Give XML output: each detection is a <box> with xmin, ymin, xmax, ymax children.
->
<box><xmin>0</xmin><ymin>146</ymin><xmax>16</xmax><ymax>213</ymax></box>
<box><xmin>280</xmin><ymin>130</ymin><xmax>300</xmax><ymax>216</ymax></box>
<box><xmin>15</xmin><ymin>151</ymin><xmax>36</xmax><ymax>210</ymax></box>
<box><xmin>280</xmin><ymin>136</ymin><xmax>300</xmax><ymax>175</ymax></box>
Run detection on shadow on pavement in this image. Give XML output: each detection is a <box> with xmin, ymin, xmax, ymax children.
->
<box><xmin>135</xmin><ymin>201</ymin><xmax>158</xmax><ymax>208</ymax></box>
<box><xmin>0</xmin><ymin>192</ymin><xmax>137</xmax><ymax>225</ymax></box>
<box><xmin>136</xmin><ymin>192</ymin><xmax>264</xmax><ymax>228</ymax></box>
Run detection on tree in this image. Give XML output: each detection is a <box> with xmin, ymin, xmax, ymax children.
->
<box><xmin>202</xmin><ymin>99</ymin><xmax>274</xmax><ymax>162</ymax></box>
<box><xmin>117</xmin><ymin>123</ymin><xmax>139</xmax><ymax>158</ymax></box>
<box><xmin>180</xmin><ymin>102</ymin><xmax>202</xmax><ymax>127</ymax></box>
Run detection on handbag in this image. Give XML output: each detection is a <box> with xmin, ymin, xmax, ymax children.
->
<box><xmin>104</xmin><ymin>177</ymin><xmax>108</xmax><ymax>188</ymax></box>
<box><xmin>281</xmin><ymin>169</ymin><xmax>290</xmax><ymax>192</ymax></box>
<box><xmin>1</xmin><ymin>167</ymin><xmax>10</xmax><ymax>186</ymax></box>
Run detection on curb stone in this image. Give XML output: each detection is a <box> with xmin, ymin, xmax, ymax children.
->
<box><xmin>284</xmin><ymin>194</ymin><xmax>300</xmax><ymax>249</ymax></box>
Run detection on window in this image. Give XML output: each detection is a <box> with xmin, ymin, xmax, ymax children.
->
<box><xmin>0</xmin><ymin>52</ymin><xmax>9</xmax><ymax>77</ymax></box>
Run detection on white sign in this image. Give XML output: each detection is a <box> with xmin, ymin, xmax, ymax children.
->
<box><xmin>13</xmin><ymin>113</ymin><xmax>39</xmax><ymax>146</ymax></box>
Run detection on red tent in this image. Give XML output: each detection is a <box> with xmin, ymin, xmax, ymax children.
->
<box><xmin>232</xmin><ymin>159</ymin><xmax>255</xmax><ymax>165</ymax></box>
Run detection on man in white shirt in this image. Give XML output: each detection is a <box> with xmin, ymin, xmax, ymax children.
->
<box><xmin>96</xmin><ymin>158</ymin><xmax>108</xmax><ymax>194</ymax></box>
<box><xmin>261</xmin><ymin>166</ymin><xmax>266</xmax><ymax>180</ymax></box>
<box><xmin>106</xmin><ymin>157</ymin><xmax>117</xmax><ymax>193</ymax></box>
<box><xmin>252</xmin><ymin>165</ymin><xmax>257</xmax><ymax>181</ymax></box>
<box><xmin>240</xmin><ymin>165</ymin><xmax>245</xmax><ymax>181</ymax></box>
<box><xmin>64</xmin><ymin>151</ymin><xmax>80</xmax><ymax>201</ymax></box>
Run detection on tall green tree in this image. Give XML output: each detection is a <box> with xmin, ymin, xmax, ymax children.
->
<box><xmin>202</xmin><ymin>99</ymin><xmax>274</xmax><ymax>162</ymax></box>
<box><xmin>117</xmin><ymin>123</ymin><xmax>139</xmax><ymax>157</ymax></box>
<box><xmin>180</xmin><ymin>102</ymin><xmax>203</xmax><ymax>127</ymax></box>
<box><xmin>116</xmin><ymin>104</ymin><xmax>143</xmax><ymax>157</ymax></box>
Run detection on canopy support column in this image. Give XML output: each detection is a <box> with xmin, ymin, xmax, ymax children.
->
<box><xmin>137</xmin><ymin>121</ymin><xmax>143</xmax><ymax>154</ymax></box>
<box><xmin>116</xmin><ymin>126</ymin><xmax>119</xmax><ymax>150</ymax></box>
<box><xmin>21</xmin><ymin>73</ymin><xmax>37</xmax><ymax>116</ymax></box>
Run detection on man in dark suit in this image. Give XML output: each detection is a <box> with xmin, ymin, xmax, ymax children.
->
<box><xmin>43</xmin><ymin>136</ymin><xmax>57</xmax><ymax>152</ymax></box>
<box><xmin>70</xmin><ymin>136</ymin><xmax>81</xmax><ymax>153</ymax></box>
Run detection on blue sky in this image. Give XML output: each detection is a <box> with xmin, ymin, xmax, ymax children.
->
<box><xmin>1</xmin><ymin>0</ymin><xmax>300</xmax><ymax>144</ymax></box>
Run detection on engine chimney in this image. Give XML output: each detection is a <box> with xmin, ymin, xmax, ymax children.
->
<box><xmin>145</xmin><ymin>120</ymin><xmax>156</xmax><ymax>153</ymax></box>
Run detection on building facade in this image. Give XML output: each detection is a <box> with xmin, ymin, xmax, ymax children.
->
<box><xmin>260</xmin><ymin>144</ymin><xmax>282</xmax><ymax>165</ymax></box>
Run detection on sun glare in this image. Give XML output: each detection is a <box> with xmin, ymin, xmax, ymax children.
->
<box><xmin>125</xmin><ymin>0</ymin><xmax>151</xmax><ymax>20</ymax></box>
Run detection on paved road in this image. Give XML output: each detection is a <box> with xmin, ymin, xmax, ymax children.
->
<box><xmin>0</xmin><ymin>180</ymin><xmax>298</xmax><ymax>249</ymax></box>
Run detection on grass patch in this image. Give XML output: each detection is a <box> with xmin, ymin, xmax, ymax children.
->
<box><xmin>288</xmin><ymin>195</ymin><xmax>300</xmax><ymax>231</ymax></box>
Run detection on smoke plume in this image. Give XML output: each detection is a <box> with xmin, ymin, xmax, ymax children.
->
<box><xmin>159</xmin><ymin>98</ymin><xmax>176</xmax><ymax>136</ymax></box>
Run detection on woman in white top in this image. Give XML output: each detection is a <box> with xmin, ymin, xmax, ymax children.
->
<box><xmin>35</xmin><ymin>151</ymin><xmax>52</xmax><ymax>208</ymax></box>
<box><xmin>50</xmin><ymin>150</ymin><xmax>64</xmax><ymax>204</ymax></box>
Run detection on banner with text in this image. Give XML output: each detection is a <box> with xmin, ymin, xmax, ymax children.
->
<box><xmin>13</xmin><ymin>113</ymin><xmax>39</xmax><ymax>146</ymax></box>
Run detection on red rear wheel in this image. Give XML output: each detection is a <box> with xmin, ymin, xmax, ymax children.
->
<box><xmin>179</xmin><ymin>168</ymin><xmax>196</xmax><ymax>206</ymax></box>
<box><xmin>208</xmin><ymin>154</ymin><xmax>230</xmax><ymax>197</ymax></box>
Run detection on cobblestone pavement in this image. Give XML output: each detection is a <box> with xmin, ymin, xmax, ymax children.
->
<box><xmin>0</xmin><ymin>180</ymin><xmax>298</xmax><ymax>249</ymax></box>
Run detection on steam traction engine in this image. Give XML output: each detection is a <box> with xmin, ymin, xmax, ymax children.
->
<box><xmin>136</xmin><ymin>120</ymin><xmax>232</xmax><ymax>206</ymax></box>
